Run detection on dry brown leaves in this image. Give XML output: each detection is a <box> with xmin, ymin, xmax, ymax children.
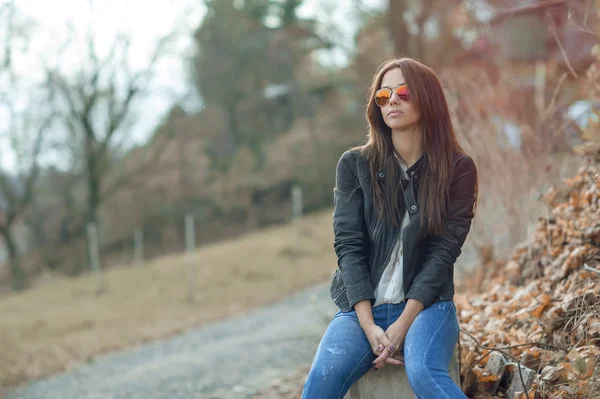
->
<box><xmin>458</xmin><ymin>159</ymin><xmax>600</xmax><ymax>399</ymax></box>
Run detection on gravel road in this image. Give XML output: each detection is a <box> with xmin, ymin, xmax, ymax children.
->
<box><xmin>4</xmin><ymin>283</ymin><xmax>337</xmax><ymax>399</ymax></box>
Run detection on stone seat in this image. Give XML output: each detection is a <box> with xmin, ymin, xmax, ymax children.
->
<box><xmin>344</xmin><ymin>347</ymin><xmax>461</xmax><ymax>399</ymax></box>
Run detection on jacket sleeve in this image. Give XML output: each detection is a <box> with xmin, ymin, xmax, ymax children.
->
<box><xmin>405</xmin><ymin>154</ymin><xmax>477</xmax><ymax>308</ymax></box>
<box><xmin>332</xmin><ymin>151</ymin><xmax>374</xmax><ymax>310</ymax></box>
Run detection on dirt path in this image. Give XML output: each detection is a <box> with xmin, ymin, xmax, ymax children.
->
<box><xmin>4</xmin><ymin>284</ymin><xmax>336</xmax><ymax>399</ymax></box>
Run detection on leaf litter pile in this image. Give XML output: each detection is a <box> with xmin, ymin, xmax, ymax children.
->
<box><xmin>457</xmin><ymin>156</ymin><xmax>600</xmax><ymax>399</ymax></box>
<box><xmin>251</xmin><ymin>157</ymin><xmax>600</xmax><ymax>399</ymax></box>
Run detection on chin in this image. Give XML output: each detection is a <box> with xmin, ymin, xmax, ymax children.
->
<box><xmin>387</xmin><ymin>122</ymin><xmax>411</xmax><ymax>130</ymax></box>
<box><xmin>386</xmin><ymin>118</ymin><xmax>420</xmax><ymax>131</ymax></box>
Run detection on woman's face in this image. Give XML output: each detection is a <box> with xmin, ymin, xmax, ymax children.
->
<box><xmin>378</xmin><ymin>68</ymin><xmax>420</xmax><ymax>131</ymax></box>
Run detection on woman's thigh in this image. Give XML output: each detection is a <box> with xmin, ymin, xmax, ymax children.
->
<box><xmin>404</xmin><ymin>301</ymin><xmax>459</xmax><ymax>367</ymax></box>
<box><xmin>301</xmin><ymin>310</ymin><xmax>376</xmax><ymax>399</ymax></box>
<box><xmin>403</xmin><ymin>301</ymin><xmax>462</xmax><ymax>396</ymax></box>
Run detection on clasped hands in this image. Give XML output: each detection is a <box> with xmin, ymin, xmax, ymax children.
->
<box><xmin>363</xmin><ymin>320</ymin><xmax>408</xmax><ymax>370</ymax></box>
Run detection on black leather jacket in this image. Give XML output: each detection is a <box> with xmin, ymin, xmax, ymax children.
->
<box><xmin>330</xmin><ymin>149</ymin><xmax>477</xmax><ymax>312</ymax></box>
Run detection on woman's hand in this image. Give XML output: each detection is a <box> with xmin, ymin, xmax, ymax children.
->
<box><xmin>372</xmin><ymin>320</ymin><xmax>408</xmax><ymax>369</ymax></box>
<box><xmin>362</xmin><ymin>323</ymin><xmax>394</xmax><ymax>357</ymax></box>
<box><xmin>372</xmin><ymin>299</ymin><xmax>424</xmax><ymax>369</ymax></box>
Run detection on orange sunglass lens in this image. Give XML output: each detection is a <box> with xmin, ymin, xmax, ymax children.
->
<box><xmin>374</xmin><ymin>88</ymin><xmax>392</xmax><ymax>107</ymax></box>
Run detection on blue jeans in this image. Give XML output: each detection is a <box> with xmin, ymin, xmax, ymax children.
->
<box><xmin>301</xmin><ymin>300</ymin><xmax>466</xmax><ymax>399</ymax></box>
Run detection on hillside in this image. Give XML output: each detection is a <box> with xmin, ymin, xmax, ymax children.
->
<box><xmin>0</xmin><ymin>209</ymin><xmax>338</xmax><ymax>389</ymax></box>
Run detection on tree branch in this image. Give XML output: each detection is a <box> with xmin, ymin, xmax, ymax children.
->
<box><xmin>15</xmin><ymin>121</ymin><xmax>46</xmax><ymax>211</ymax></box>
<box><xmin>100</xmin><ymin>132</ymin><xmax>171</xmax><ymax>201</ymax></box>
<box><xmin>460</xmin><ymin>328</ymin><xmax>569</xmax><ymax>399</ymax></box>
<box><xmin>546</xmin><ymin>11</ymin><xmax>579</xmax><ymax>78</ymax></box>
<box><xmin>102</xmin><ymin>28</ymin><xmax>176</xmax><ymax>152</ymax></box>
<box><xmin>0</xmin><ymin>110</ymin><xmax>51</xmax><ymax>229</ymax></box>
<box><xmin>47</xmin><ymin>70</ymin><xmax>83</xmax><ymax>127</ymax></box>
<box><xmin>495</xmin><ymin>0</ymin><xmax>569</xmax><ymax>16</ymax></box>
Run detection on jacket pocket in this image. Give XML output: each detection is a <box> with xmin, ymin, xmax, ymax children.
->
<box><xmin>329</xmin><ymin>269</ymin><xmax>347</xmax><ymax>302</ymax></box>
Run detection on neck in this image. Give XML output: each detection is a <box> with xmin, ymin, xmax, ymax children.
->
<box><xmin>391</xmin><ymin>125</ymin><xmax>423</xmax><ymax>168</ymax></box>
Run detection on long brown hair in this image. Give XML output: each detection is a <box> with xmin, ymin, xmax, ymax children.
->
<box><xmin>356</xmin><ymin>58</ymin><xmax>469</xmax><ymax>237</ymax></box>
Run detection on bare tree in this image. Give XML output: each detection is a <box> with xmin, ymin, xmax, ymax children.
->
<box><xmin>45</xmin><ymin>4</ymin><xmax>185</xmax><ymax>271</ymax></box>
<box><xmin>0</xmin><ymin>106</ymin><xmax>49</xmax><ymax>290</ymax></box>
<box><xmin>0</xmin><ymin>1</ymin><xmax>14</xmax><ymax>71</ymax></box>
<box><xmin>388</xmin><ymin>0</ymin><xmax>466</xmax><ymax>66</ymax></box>
<box><xmin>0</xmin><ymin>2</ymin><xmax>51</xmax><ymax>289</ymax></box>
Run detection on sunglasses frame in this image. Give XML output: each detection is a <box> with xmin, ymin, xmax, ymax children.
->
<box><xmin>374</xmin><ymin>84</ymin><xmax>411</xmax><ymax>107</ymax></box>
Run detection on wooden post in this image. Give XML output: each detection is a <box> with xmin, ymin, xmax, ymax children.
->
<box><xmin>87</xmin><ymin>223</ymin><xmax>105</xmax><ymax>293</ymax></box>
<box><xmin>185</xmin><ymin>213</ymin><xmax>195</xmax><ymax>252</ymax></box>
<box><xmin>292</xmin><ymin>185</ymin><xmax>303</xmax><ymax>238</ymax></box>
<box><xmin>292</xmin><ymin>185</ymin><xmax>303</xmax><ymax>220</ymax></box>
<box><xmin>534</xmin><ymin>60</ymin><xmax>546</xmax><ymax>137</ymax></box>
<box><xmin>184</xmin><ymin>214</ymin><xmax>196</xmax><ymax>303</ymax></box>
<box><xmin>87</xmin><ymin>223</ymin><xmax>100</xmax><ymax>273</ymax></box>
<box><xmin>134</xmin><ymin>229</ymin><xmax>144</xmax><ymax>265</ymax></box>
<box><xmin>534</xmin><ymin>60</ymin><xmax>546</xmax><ymax>116</ymax></box>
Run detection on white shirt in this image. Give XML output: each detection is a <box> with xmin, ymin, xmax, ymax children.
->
<box><xmin>373</xmin><ymin>158</ymin><xmax>410</xmax><ymax>307</ymax></box>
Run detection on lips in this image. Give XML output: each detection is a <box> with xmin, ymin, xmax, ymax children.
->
<box><xmin>388</xmin><ymin>110</ymin><xmax>403</xmax><ymax>116</ymax></box>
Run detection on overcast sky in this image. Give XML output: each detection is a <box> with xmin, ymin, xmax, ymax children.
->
<box><xmin>0</xmin><ymin>0</ymin><xmax>385</xmax><ymax>172</ymax></box>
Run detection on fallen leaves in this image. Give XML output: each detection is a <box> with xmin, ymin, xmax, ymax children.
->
<box><xmin>457</xmin><ymin>157</ymin><xmax>600</xmax><ymax>399</ymax></box>
<box><xmin>540</xmin><ymin>364</ymin><xmax>568</xmax><ymax>384</ymax></box>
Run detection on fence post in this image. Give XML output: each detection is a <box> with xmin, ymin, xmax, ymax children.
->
<box><xmin>292</xmin><ymin>184</ymin><xmax>303</xmax><ymax>238</ymax></box>
<box><xmin>134</xmin><ymin>229</ymin><xmax>144</xmax><ymax>265</ymax></box>
<box><xmin>292</xmin><ymin>184</ymin><xmax>303</xmax><ymax>220</ymax></box>
<box><xmin>185</xmin><ymin>214</ymin><xmax>195</xmax><ymax>252</ymax></box>
<box><xmin>534</xmin><ymin>60</ymin><xmax>546</xmax><ymax>116</ymax></box>
<box><xmin>87</xmin><ymin>222</ymin><xmax>105</xmax><ymax>293</ymax></box>
<box><xmin>185</xmin><ymin>214</ymin><xmax>196</xmax><ymax>303</ymax></box>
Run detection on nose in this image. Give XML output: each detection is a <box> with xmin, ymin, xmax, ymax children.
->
<box><xmin>389</xmin><ymin>91</ymin><xmax>400</xmax><ymax>106</ymax></box>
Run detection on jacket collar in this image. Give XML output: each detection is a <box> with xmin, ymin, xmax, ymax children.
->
<box><xmin>395</xmin><ymin>152</ymin><xmax>425</xmax><ymax>178</ymax></box>
<box><xmin>376</xmin><ymin>152</ymin><xmax>426</xmax><ymax>181</ymax></box>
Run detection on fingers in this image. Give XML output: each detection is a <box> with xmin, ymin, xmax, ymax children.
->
<box><xmin>386</xmin><ymin>352</ymin><xmax>405</xmax><ymax>366</ymax></box>
<box><xmin>372</xmin><ymin>333</ymin><xmax>394</xmax><ymax>366</ymax></box>
<box><xmin>385</xmin><ymin>357</ymin><xmax>403</xmax><ymax>366</ymax></box>
<box><xmin>378</xmin><ymin>334</ymin><xmax>395</xmax><ymax>354</ymax></box>
<box><xmin>371</xmin><ymin>341</ymin><xmax>384</xmax><ymax>356</ymax></box>
<box><xmin>372</xmin><ymin>348</ymin><xmax>389</xmax><ymax>369</ymax></box>
<box><xmin>373</xmin><ymin>348</ymin><xmax>404</xmax><ymax>370</ymax></box>
<box><xmin>372</xmin><ymin>347</ymin><xmax>395</xmax><ymax>369</ymax></box>
<box><xmin>371</xmin><ymin>329</ymin><xmax>402</xmax><ymax>370</ymax></box>
<box><xmin>393</xmin><ymin>353</ymin><xmax>404</xmax><ymax>362</ymax></box>
<box><xmin>372</xmin><ymin>334</ymin><xmax>396</xmax><ymax>369</ymax></box>
<box><xmin>374</xmin><ymin>342</ymin><xmax>391</xmax><ymax>354</ymax></box>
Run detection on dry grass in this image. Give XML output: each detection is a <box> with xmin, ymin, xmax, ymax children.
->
<box><xmin>440</xmin><ymin>67</ymin><xmax>585</xmax><ymax>272</ymax></box>
<box><xmin>0</xmin><ymin>210</ymin><xmax>337</xmax><ymax>389</ymax></box>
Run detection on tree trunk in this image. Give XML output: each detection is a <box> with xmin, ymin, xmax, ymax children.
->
<box><xmin>389</xmin><ymin>0</ymin><xmax>411</xmax><ymax>57</ymax></box>
<box><xmin>1</xmin><ymin>227</ymin><xmax>25</xmax><ymax>290</ymax></box>
<box><xmin>226</xmin><ymin>105</ymin><xmax>241</xmax><ymax>155</ymax></box>
<box><xmin>87</xmin><ymin>175</ymin><xmax>100</xmax><ymax>227</ymax></box>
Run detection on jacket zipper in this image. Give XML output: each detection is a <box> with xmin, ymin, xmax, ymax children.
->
<box><xmin>372</xmin><ymin>227</ymin><xmax>399</xmax><ymax>292</ymax></box>
<box><xmin>374</xmin><ymin>169</ymin><xmax>416</xmax><ymax>295</ymax></box>
<box><xmin>373</xmin><ymin>172</ymin><xmax>406</xmax><ymax>292</ymax></box>
<box><xmin>402</xmin><ymin>171</ymin><xmax>416</xmax><ymax>298</ymax></box>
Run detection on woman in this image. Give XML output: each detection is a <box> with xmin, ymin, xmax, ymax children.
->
<box><xmin>301</xmin><ymin>58</ymin><xmax>477</xmax><ymax>399</ymax></box>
